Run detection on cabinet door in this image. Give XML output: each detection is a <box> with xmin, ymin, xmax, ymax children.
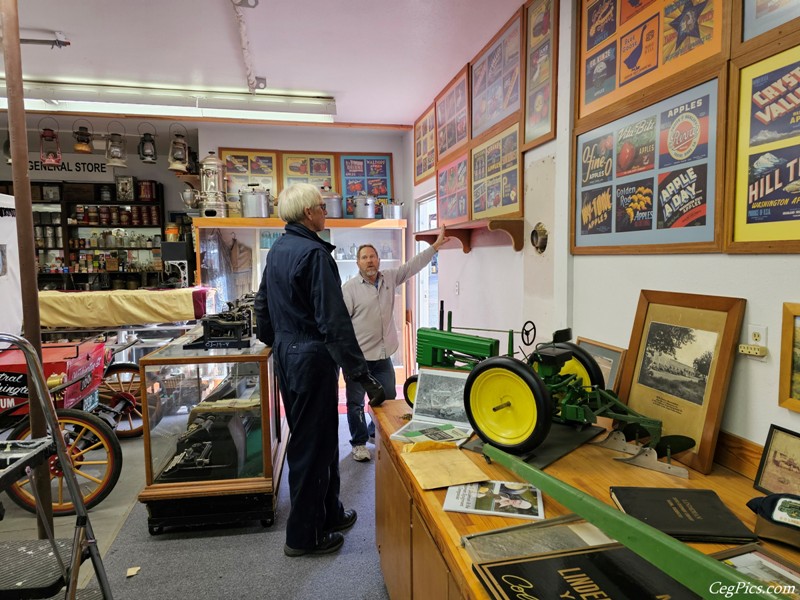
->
<box><xmin>412</xmin><ymin>504</ymin><xmax>450</xmax><ymax>600</ymax></box>
<box><xmin>375</xmin><ymin>437</ymin><xmax>412</xmax><ymax>600</ymax></box>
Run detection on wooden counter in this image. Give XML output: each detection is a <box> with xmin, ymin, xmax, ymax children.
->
<box><xmin>372</xmin><ymin>399</ymin><xmax>800</xmax><ymax>600</ymax></box>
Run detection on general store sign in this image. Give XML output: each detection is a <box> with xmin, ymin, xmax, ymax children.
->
<box><xmin>0</xmin><ymin>153</ymin><xmax>114</xmax><ymax>183</ymax></box>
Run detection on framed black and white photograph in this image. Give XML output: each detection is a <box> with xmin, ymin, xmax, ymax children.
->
<box><xmin>415</xmin><ymin>368</ymin><xmax>470</xmax><ymax>422</ymax></box>
<box><xmin>617</xmin><ymin>290</ymin><xmax>745</xmax><ymax>474</ymax></box>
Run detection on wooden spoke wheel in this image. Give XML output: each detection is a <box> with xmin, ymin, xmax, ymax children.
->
<box><xmin>98</xmin><ymin>362</ymin><xmax>147</xmax><ymax>438</ymax></box>
<box><xmin>6</xmin><ymin>409</ymin><xmax>123</xmax><ymax>516</ymax></box>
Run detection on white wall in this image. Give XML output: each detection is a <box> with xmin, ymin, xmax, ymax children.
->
<box><xmin>408</xmin><ymin>1</ymin><xmax>800</xmax><ymax>448</ymax></box>
<box><xmin>558</xmin><ymin>4</ymin><xmax>800</xmax><ymax>446</ymax></box>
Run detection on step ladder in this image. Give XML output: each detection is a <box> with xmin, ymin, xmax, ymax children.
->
<box><xmin>0</xmin><ymin>333</ymin><xmax>113</xmax><ymax>599</ymax></box>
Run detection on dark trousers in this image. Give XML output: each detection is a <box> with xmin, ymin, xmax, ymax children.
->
<box><xmin>344</xmin><ymin>357</ymin><xmax>396</xmax><ymax>446</ymax></box>
<box><xmin>274</xmin><ymin>339</ymin><xmax>345</xmax><ymax>550</ymax></box>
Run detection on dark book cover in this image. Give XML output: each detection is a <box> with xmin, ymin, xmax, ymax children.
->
<box><xmin>473</xmin><ymin>544</ymin><xmax>702</xmax><ymax>599</ymax></box>
<box><xmin>609</xmin><ymin>486</ymin><xmax>757</xmax><ymax>543</ymax></box>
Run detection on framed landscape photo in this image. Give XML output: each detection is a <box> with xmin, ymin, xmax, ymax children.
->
<box><xmin>435</xmin><ymin>67</ymin><xmax>470</xmax><ymax>162</ymax></box>
<box><xmin>616</xmin><ymin>290</ymin><xmax>746</xmax><ymax>474</ymax></box>
<box><xmin>754</xmin><ymin>424</ymin><xmax>800</xmax><ymax>495</ymax></box>
<box><xmin>780</xmin><ymin>303</ymin><xmax>800</xmax><ymax>413</ymax></box>
<box><xmin>523</xmin><ymin>0</ymin><xmax>558</xmax><ymax>150</ymax></box>
<box><xmin>414</xmin><ymin>103</ymin><xmax>437</xmax><ymax>184</ymax></box>
<box><xmin>576</xmin><ymin>337</ymin><xmax>626</xmax><ymax>393</ymax></box>
<box><xmin>470</xmin><ymin>10</ymin><xmax>523</xmax><ymax>139</ymax></box>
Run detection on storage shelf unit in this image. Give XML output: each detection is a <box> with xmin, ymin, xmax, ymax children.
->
<box><xmin>0</xmin><ymin>180</ymin><xmax>167</xmax><ymax>288</ymax></box>
<box><xmin>192</xmin><ymin>216</ymin><xmax>408</xmax><ymax>379</ymax></box>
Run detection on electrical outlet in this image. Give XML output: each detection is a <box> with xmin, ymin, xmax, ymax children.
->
<box><xmin>738</xmin><ymin>344</ymin><xmax>768</xmax><ymax>357</ymax></box>
<box><xmin>747</xmin><ymin>324</ymin><xmax>767</xmax><ymax>346</ymax></box>
<box><xmin>455</xmin><ymin>281</ymin><xmax>460</xmax><ymax>295</ymax></box>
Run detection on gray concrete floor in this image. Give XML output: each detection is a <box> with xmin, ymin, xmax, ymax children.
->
<box><xmin>0</xmin><ymin>435</ymin><xmax>145</xmax><ymax>587</ymax></box>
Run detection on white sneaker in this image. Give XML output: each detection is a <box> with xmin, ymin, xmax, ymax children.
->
<box><xmin>352</xmin><ymin>445</ymin><xmax>371</xmax><ymax>462</ymax></box>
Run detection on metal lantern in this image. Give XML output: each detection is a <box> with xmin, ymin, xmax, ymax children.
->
<box><xmin>72</xmin><ymin>119</ymin><xmax>94</xmax><ymax>154</ymax></box>
<box><xmin>39</xmin><ymin>118</ymin><xmax>62</xmax><ymax>166</ymax></box>
<box><xmin>167</xmin><ymin>123</ymin><xmax>189</xmax><ymax>172</ymax></box>
<box><xmin>137</xmin><ymin>122</ymin><xmax>157</xmax><ymax>164</ymax></box>
<box><xmin>105</xmin><ymin>121</ymin><xmax>127</xmax><ymax>168</ymax></box>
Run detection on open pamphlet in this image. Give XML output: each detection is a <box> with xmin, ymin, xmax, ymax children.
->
<box><xmin>444</xmin><ymin>480</ymin><xmax>545</xmax><ymax>520</ymax></box>
<box><xmin>392</xmin><ymin>423</ymin><xmax>470</xmax><ymax>443</ymax></box>
<box><xmin>391</xmin><ymin>368</ymin><xmax>473</xmax><ymax>446</ymax></box>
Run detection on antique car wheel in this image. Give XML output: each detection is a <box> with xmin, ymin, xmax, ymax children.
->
<box><xmin>98</xmin><ymin>362</ymin><xmax>147</xmax><ymax>438</ymax></box>
<box><xmin>6</xmin><ymin>409</ymin><xmax>123</xmax><ymax>516</ymax></box>
<box><xmin>465</xmin><ymin>356</ymin><xmax>552</xmax><ymax>455</ymax></box>
<box><xmin>402</xmin><ymin>374</ymin><xmax>418</xmax><ymax>408</ymax></box>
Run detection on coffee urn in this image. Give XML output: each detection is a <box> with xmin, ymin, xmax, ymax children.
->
<box><xmin>198</xmin><ymin>151</ymin><xmax>228</xmax><ymax>218</ymax></box>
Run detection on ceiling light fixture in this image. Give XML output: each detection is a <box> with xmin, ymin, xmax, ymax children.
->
<box><xmin>0</xmin><ymin>80</ymin><xmax>336</xmax><ymax>123</ymax></box>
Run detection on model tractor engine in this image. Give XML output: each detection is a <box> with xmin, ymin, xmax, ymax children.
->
<box><xmin>410</xmin><ymin>313</ymin><xmax>694</xmax><ymax>476</ymax></box>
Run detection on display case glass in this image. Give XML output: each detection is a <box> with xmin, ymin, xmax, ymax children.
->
<box><xmin>137</xmin><ymin>328</ymin><xmax>286</xmax><ymax>533</ymax></box>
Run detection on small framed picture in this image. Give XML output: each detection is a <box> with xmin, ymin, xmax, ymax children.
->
<box><xmin>115</xmin><ymin>175</ymin><xmax>135</xmax><ymax>202</ymax></box>
<box><xmin>712</xmin><ymin>543</ymin><xmax>800</xmax><ymax>591</ymax></box>
<box><xmin>755</xmin><ymin>424</ymin><xmax>800</xmax><ymax>495</ymax></box>
<box><xmin>42</xmin><ymin>184</ymin><xmax>60</xmax><ymax>202</ymax></box>
<box><xmin>575</xmin><ymin>337</ymin><xmax>627</xmax><ymax>393</ymax></box>
<box><xmin>780</xmin><ymin>303</ymin><xmax>800</xmax><ymax>413</ymax></box>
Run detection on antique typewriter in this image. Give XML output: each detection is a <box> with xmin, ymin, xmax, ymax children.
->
<box><xmin>183</xmin><ymin>296</ymin><xmax>255</xmax><ymax>351</ymax></box>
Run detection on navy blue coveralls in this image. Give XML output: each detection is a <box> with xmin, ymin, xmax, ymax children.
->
<box><xmin>254</xmin><ymin>222</ymin><xmax>369</xmax><ymax>550</ymax></box>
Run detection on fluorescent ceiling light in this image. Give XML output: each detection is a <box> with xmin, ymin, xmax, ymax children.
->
<box><xmin>0</xmin><ymin>80</ymin><xmax>336</xmax><ymax>123</ymax></box>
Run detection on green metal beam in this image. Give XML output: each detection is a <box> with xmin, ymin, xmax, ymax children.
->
<box><xmin>483</xmin><ymin>445</ymin><xmax>792</xmax><ymax>600</ymax></box>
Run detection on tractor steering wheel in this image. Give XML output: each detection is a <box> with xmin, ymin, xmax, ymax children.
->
<box><xmin>521</xmin><ymin>320</ymin><xmax>537</xmax><ymax>346</ymax></box>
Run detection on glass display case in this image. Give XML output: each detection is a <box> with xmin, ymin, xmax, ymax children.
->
<box><xmin>137</xmin><ymin>326</ymin><xmax>287</xmax><ymax>534</ymax></box>
<box><xmin>193</xmin><ymin>217</ymin><xmax>407</xmax><ymax>379</ymax></box>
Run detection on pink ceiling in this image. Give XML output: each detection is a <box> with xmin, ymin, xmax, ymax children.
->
<box><xmin>9</xmin><ymin>0</ymin><xmax>526</xmax><ymax>125</ymax></box>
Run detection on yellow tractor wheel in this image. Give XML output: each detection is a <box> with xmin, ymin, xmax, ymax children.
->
<box><xmin>465</xmin><ymin>356</ymin><xmax>552</xmax><ymax>454</ymax></box>
<box><xmin>527</xmin><ymin>342</ymin><xmax>605</xmax><ymax>389</ymax></box>
<box><xmin>402</xmin><ymin>374</ymin><xmax>418</xmax><ymax>408</ymax></box>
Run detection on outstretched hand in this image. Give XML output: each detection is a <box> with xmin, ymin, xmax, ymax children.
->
<box><xmin>432</xmin><ymin>225</ymin><xmax>451</xmax><ymax>250</ymax></box>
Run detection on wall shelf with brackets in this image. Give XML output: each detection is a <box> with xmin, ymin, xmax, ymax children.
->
<box><xmin>414</xmin><ymin>218</ymin><xmax>524</xmax><ymax>253</ymax></box>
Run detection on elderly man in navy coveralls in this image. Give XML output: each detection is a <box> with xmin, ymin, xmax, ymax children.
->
<box><xmin>255</xmin><ymin>183</ymin><xmax>384</xmax><ymax>557</ymax></box>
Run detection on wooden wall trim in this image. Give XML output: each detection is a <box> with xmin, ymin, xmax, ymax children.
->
<box><xmin>715</xmin><ymin>430</ymin><xmax>763</xmax><ymax>481</ymax></box>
